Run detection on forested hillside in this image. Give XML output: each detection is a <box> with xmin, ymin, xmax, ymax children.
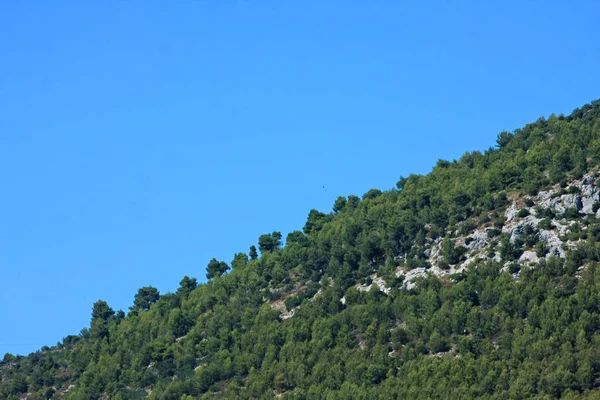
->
<box><xmin>3</xmin><ymin>100</ymin><xmax>600</xmax><ymax>399</ymax></box>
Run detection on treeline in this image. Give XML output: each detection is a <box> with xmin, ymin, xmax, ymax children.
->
<box><xmin>2</xmin><ymin>100</ymin><xmax>600</xmax><ymax>399</ymax></box>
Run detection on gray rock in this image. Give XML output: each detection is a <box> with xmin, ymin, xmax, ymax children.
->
<box><xmin>537</xmin><ymin>189</ymin><xmax>555</xmax><ymax>202</ymax></box>
<box><xmin>509</xmin><ymin>224</ymin><xmax>523</xmax><ymax>243</ymax></box>
<box><xmin>505</xmin><ymin>202</ymin><xmax>519</xmax><ymax>222</ymax></box>
<box><xmin>466</xmin><ymin>231</ymin><xmax>488</xmax><ymax>250</ymax></box>
<box><xmin>561</xmin><ymin>193</ymin><xmax>582</xmax><ymax>211</ymax></box>
<box><xmin>579</xmin><ymin>183</ymin><xmax>599</xmax><ymax>214</ymax></box>
<box><xmin>536</xmin><ymin>173</ymin><xmax>599</xmax><ymax>216</ymax></box>
<box><xmin>519</xmin><ymin>250</ymin><xmax>539</xmax><ymax>264</ymax></box>
<box><xmin>504</xmin><ymin>217</ymin><xmax>539</xmax><ymax>244</ymax></box>
<box><xmin>539</xmin><ymin>230</ymin><xmax>565</xmax><ymax>258</ymax></box>
<box><xmin>401</xmin><ymin>267</ymin><xmax>428</xmax><ymax>290</ymax></box>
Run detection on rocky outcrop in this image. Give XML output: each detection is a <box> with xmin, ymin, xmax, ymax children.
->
<box><xmin>356</xmin><ymin>275</ymin><xmax>391</xmax><ymax>295</ymax></box>
<box><xmin>318</xmin><ymin>173</ymin><xmax>599</xmax><ymax>305</ymax></box>
<box><xmin>401</xmin><ymin>267</ymin><xmax>428</xmax><ymax>290</ymax></box>
<box><xmin>466</xmin><ymin>231</ymin><xmax>489</xmax><ymax>250</ymax></box>
<box><xmin>503</xmin><ymin>215</ymin><xmax>540</xmax><ymax>243</ymax></box>
<box><xmin>537</xmin><ymin>172</ymin><xmax>600</xmax><ymax>215</ymax></box>
<box><xmin>505</xmin><ymin>202</ymin><xmax>519</xmax><ymax>222</ymax></box>
<box><xmin>519</xmin><ymin>250</ymin><xmax>539</xmax><ymax>264</ymax></box>
<box><xmin>539</xmin><ymin>229</ymin><xmax>566</xmax><ymax>258</ymax></box>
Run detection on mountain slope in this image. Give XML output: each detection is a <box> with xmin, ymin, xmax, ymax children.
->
<box><xmin>3</xmin><ymin>100</ymin><xmax>600</xmax><ymax>399</ymax></box>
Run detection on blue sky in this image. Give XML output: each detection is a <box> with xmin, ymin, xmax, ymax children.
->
<box><xmin>1</xmin><ymin>1</ymin><xmax>599</xmax><ymax>355</ymax></box>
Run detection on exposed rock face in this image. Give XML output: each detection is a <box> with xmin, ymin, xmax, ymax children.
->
<box><xmin>428</xmin><ymin>240</ymin><xmax>442</xmax><ymax>266</ymax></box>
<box><xmin>373</xmin><ymin>276</ymin><xmax>391</xmax><ymax>295</ymax></box>
<box><xmin>459</xmin><ymin>254</ymin><xmax>481</xmax><ymax>270</ymax></box>
<box><xmin>429</xmin><ymin>264</ymin><xmax>465</xmax><ymax>277</ymax></box>
<box><xmin>505</xmin><ymin>202</ymin><xmax>519</xmax><ymax>222</ymax></box>
<box><xmin>466</xmin><ymin>231</ymin><xmax>488</xmax><ymax>250</ymax></box>
<box><xmin>519</xmin><ymin>250</ymin><xmax>539</xmax><ymax>264</ymax></box>
<box><xmin>537</xmin><ymin>172</ymin><xmax>599</xmax><ymax>215</ymax></box>
<box><xmin>581</xmin><ymin>184</ymin><xmax>599</xmax><ymax>213</ymax></box>
<box><xmin>270</xmin><ymin>300</ymin><xmax>297</xmax><ymax>320</ymax></box>
<box><xmin>356</xmin><ymin>275</ymin><xmax>391</xmax><ymax>295</ymax></box>
<box><xmin>539</xmin><ymin>230</ymin><xmax>566</xmax><ymax>258</ymax></box>
<box><xmin>325</xmin><ymin>173</ymin><xmax>600</xmax><ymax>304</ymax></box>
<box><xmin>399</xmin><ymin>267</ymin><xmax>428</xmax><ymax>290</ymax></box>
<box><xmin>540</xmin><ymin>193</ymin><xmax>581</xmax><ymax>214</ymax></box>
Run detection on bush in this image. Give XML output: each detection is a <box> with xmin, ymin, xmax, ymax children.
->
<box><xmin>304</xmin><ymin>283</ymin><xmax>320</xmax><ymax>299</ymax></box>
<box><xmin>563</xmin><ymin>207</ymin><xmax>581</xmax><ymax>219</ymax></box>
<box><xmin>428</xmin><ymin>330</ymin><xmax>450</xmax><ymax>353</ymax></box>
<box><xmin>508</xmin><ymin>263</ymin><xmax>521</xmax><ymax>274</ymax></box>
<box><xmin>479</xmin><ymin>213</ymin><xmax>491</xmax><ymax>224</ymax></box>
<box><xmin>391</xmin><ymin>328</ymin><xmax>409</xmax><ymax>346</ymax></box>
<box><xmin>535</xmin><ymin>206</ymin><xmax>556</xmax><ymax>219</ymax></box>
<box><xmin>406</xmin><ymin>258</ymin><xmax>430</xmax><ymax>269</ymax></box>
<box><xmin>537</xmin><ymin>218</ymin><xmax>555</xmax><ymax>230</ymax></box>
<box><xmin>535</xmin><ymin>242</ymin><xmax>548</xmax><ymax>257</ymax></box>
<box><xmin>268</xmin><ymin>290</ymin><xmax>282</xmax><ymax>301</ymax></box>
<box><xmin>525</xmin><ymin>198</ymin><xmax>535</xmax><ymax>207</ymax></box>
<box><xmin>486</xmin><ymin>228</ymin><xmax>501</xmax><ymax>238</ymax></box>
<box><xmin>441</xmin><ymin>238</ymin><xmax>467</xmax><ymax>266</ymax></box>
<box><xmin>517</xmin><ymin>208</ymin><xmax>530</xmax><ymax>218</ymax></box>
<box><xmin>284</xmin><ymin>296</ymin><xmax>302</xmax><ymax>311</ymax></box>
<box><xmin>460</xmin><ymin>220</ymin><xmax>478</xmax><ymax>235</ymax></box>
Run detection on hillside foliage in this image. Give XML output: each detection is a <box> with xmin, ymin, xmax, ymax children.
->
<box><xmin>3</xmin><ymin>101</ymin><xmax>600</xmax><ymax>399</ymax></box>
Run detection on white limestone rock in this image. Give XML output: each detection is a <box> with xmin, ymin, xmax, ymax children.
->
<box><xmin>505</xmin><ymin>202</ymin><xmax>519</xmax><ymax>222</ymax></box>
<box><xmin>466</xmin><ymin>231</ymin><xmax>488</xmax><ymax>250</ymax></box>
<box><xmin>519</xmin><ymin>250</ymin><xmax>539</xmax><ymax>264</ymax></box>
<box><xmin>539</xmin><ymin>229</ymin><xmax>565</xmax><ymax>258</ymax></box>
<box><xmin>400</xmin><ymin>267</ymin><xmax>428</xmax><ymax>290</ymax></box>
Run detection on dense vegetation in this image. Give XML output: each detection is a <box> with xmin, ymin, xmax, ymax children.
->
<box><xmin>3</xmin><ymin>100</ymin><xmax>600</xmax><ymax>399</ymax></box>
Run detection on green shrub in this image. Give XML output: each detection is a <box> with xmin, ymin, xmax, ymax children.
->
<box><xmin>525</xmin><ymin>198</ymin><xmax>535</xmax><ymax>207</ymax></box>
<box><xmin>538</xmin><ymin>218</ymin><xmax>554</xmax><ymax>230</ymax></box>
<box><xmin>563</xmin><ymin>207</ymin><xmax>581</xmax><ymax>219</ymax></box>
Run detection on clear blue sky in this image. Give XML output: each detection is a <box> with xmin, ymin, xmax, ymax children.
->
<box><xmin>1</xmin><ymin>1</ymin><xmax>599</xmax><ymax>356</ymax></box>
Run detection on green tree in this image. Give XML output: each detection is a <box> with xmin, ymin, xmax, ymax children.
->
<box><xmin>440</xmin><ymin>237</ymin><xmax>465</xmax><ymax>266</ymax></box>
<box><xmin>231</xmin><ymin>252</ymin><xmax>249</xmax><ymax>269</ymax></box>
<box><xmin>90</xmin><ymin>300</ymin><xmax>114</xmax><ymax>338</ymax></box>
<box><xmin>249</xmin><ymin>245</ymin><xmax>258</xmax><ymax>260</ymax></box>
<box><xmin>496</xmin><ymin>130</ymin><xmax>513</xmax><ymax>148</ymax></box>
<box><xmin>258</xmin><ymin>232</ymin><xmax>282</xmax><ymax>253</ymax></box>
<box><xmin>333</xmin><ymin>196</ymin><xmax>347</xmax><ymax>213</ymax></box>
<box><xmin>132</xmin><ymin>286</ymin><xmax>160</xmax><ymax>310</ymax></box>
<box><xmin>396</xmin><ymin>176</ymin><xmax>407</xmax><ymax>190</ymax></box>
<box><xmin>362</xmin><ymin>188</ymin><xmax>382</xmax><ymax>200</ymax></box>
<box><xmin>177</xmin><ymin>276</ymin><xmax>197</xmax><ymax>295</ymax></box>
<box><xmin>286</xmin><ymin>230</ymin><xmax>308</xmax><ymax>247</ymax></box>
<box><xmin>303</xmin><ymin>210</ymin><xmax>332</xmax><ymax>235</ymax></box>
<box><xmin>206</xmin><ymin>258</ymin><xmax>229</xmax><ymax>279</ymax></box>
